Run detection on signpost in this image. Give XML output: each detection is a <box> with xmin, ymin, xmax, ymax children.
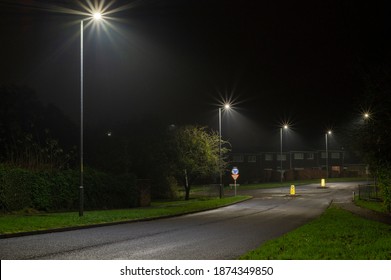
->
<box><xmin>231</xmin><ymin>167</ymin><xmax>239</xmax><ymax>196</ymax></box>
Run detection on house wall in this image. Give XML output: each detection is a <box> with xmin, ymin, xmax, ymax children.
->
<box><xmin>227</xmin><ymin>150</ymin><xmax>366</xmax><ymax>183</ymax></box>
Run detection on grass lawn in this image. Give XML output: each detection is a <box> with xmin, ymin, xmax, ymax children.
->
<box><xmin>0</xmin><ymin>196</ymin><xmax>250</xmax><ymax>235</ymax></box>
<box><xmin>240</xmin><ymin>206</ymin><xmax>391</xmax><ymax>260</ymax></box>
<box><xmin>354</xmin><ymin>197</ymin><xmax>386</xmax><ymax>213</ymax></box>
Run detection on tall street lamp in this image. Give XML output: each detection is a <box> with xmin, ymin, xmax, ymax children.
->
<box><xmin>79</xmin><ymin>12</ymin><xmax>102</xmax><ymax>217</ymax></box>
<box><xmin>219</xmin><ymin>103</ymin><xmax>230</xmax><ymax>198</ymax></box>
<box><xmin>280</xmin><ymin>125</ymin><xmax>288</xmax><ymax>182</ymax></box>
<box><xmin>325</xmin><ymin>130</ymin><xmax>332</xmax><ymax>179</ymax></box>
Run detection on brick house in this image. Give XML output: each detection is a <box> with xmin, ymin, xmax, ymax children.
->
<box><xmin>226</xmin><ymin>150</ymin><xmax>366</xmax><ymax>184</ymax></box>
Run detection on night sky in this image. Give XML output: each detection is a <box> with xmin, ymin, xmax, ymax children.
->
<box><xmin>1</xmin><ymin>0</ymin><xmax>390</xmax><ymax>150</ymax></box>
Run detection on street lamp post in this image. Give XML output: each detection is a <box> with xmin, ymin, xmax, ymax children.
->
<box><xmin>79</xmin><ymin>13</ymin><xmax>102</xmax><ymax>217</ymax></box>
<box><xmin>79</xmin><ymin>19</ymin><xmax>84</xmax><ymax>217</ymax></box>
<box><xmin>218</xmin><ymin>104</ymin><xmax>230</xmax><ymax>199</ymax></box>
<box><xmin>280</xmin><ymin>125</ymin><xmax>288</xmax><ymax>182</ymax></box>
<box><xmin>325</xmin><ymin>130</ymin><xmax>332</xmax><ymax>179</ymax></box>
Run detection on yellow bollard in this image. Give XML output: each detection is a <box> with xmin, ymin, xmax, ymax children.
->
<box><xmin>321</xmin><ymin>179</ymin><xmax>325</xmax><ymax>187</ymax></box>
<box><xmin>290</xmin><ymin>185</ymin><xmax>295</xmax><ymax>195</ymax></box>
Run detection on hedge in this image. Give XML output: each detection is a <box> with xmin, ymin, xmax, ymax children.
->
<box><xmin>376</xmin><ymin>164</ymin><xmax>391</xmax><ymax>212</ymax></box>
<box><xmin>0</xmin><ymin>164</ymin><xmax>137</xmax><ymax>212</ymax></box>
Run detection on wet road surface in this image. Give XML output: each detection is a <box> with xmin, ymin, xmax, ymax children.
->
<box><xmin>0</xmin><ymin>182</ymin><xmax>358</xmax><ymax>259</ymax></box>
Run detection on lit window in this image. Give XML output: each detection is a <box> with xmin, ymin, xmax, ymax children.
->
<box><xmin>294</xmin><ymin>153</ymin><xmax>304</xmax><ymax>160</ymax></box>
<box><xmin>332</xmin><ymin>166</ymin><xmax>341</xmax><ymax>172</ymax></box>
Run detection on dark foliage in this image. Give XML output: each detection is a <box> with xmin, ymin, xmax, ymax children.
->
<box><xmin>0</xmin><ymin>164</ymin><xmax>138</xmax><ymax>212</ymax></box>
<box><xmin>348</xmin><ymin>64</ymin><xmax>391</xmax><ymax>211</ymax></box>
<box><xmin>0</xmin><ymin>84</ymin><xmax>77</xmax><ymax>169</ymax></box>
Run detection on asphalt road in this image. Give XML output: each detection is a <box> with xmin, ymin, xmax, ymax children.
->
<box><xmin>0</xmin><ymin>182</ymin><xmax>358</xmax><ymax>260</ymax></box>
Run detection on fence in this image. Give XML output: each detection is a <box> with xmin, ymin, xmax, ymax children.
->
<box><xmin>358</xmin><ymin>183</ymin><xmax>381</xmax><ymax>201</ymax></box>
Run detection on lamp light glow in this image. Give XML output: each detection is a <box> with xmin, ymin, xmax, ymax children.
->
<box><xmin>93</xmin><ymin>12</ymin><xmax>102</xmax><ymax>20</ymax></box>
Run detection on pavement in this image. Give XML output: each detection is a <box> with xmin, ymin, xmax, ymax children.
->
<box><xmin>335</xmin><ymin>201</ymin><xmax>391</xmax><ymax>225</ymax></box>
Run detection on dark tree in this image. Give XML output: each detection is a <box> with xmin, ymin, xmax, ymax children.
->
<box><xmin>349</xmin><ymin>65</ymin><xmax>391</xmax><ymax>211</ymax></box>
<box><xmin>0</xmin><ymin>84</ymin><xmax>76</xmax><ymax>169</ymax></box>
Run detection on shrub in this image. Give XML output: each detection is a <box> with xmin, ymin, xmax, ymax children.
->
<box><xmin>0</xmin><ymin>165</ymin><xmax>32</xmax><ymax>211</ymax></box>
<box><xmin>376</xmin><ymin>164</ymin><xmax>391</xmax><ymax>212</ymax></box>
<box><xmin>83</xmin><ymin>168</ymin><xmax>137</xmax><ymax>209</ymax></box>
<box><xmin>0</xmin><ymin>164</ymin><xmax>138</xmax><ymax>212</ymax></box>
<box><xmin>44</xmin><ymin>169</ymin><xmax>79</xmax><ymax>211</ymax></box>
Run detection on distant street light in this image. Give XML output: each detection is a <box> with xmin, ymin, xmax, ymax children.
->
<box><xmin>363</xmin><ymin>112</ymin><xmax>372</xmax><ymax>122</ymax></box>
<box><xmin>325</xmin><ymin>130</ymin><xmax>332</xmax><ymax>179</ymax></box>
<box><xmin>79</xmin><ymin>12</ymin><xmax>102</xmax><ymax>217</ymax></box>
<box><xmin>280</xmin><ymin>125</ymin><xmax>288</xmax><ymax>182</ymax></box>
<box><xmin>219</xmin><ymin>103</ymin><xmax>231</xmax><ymax>198</ymax></box>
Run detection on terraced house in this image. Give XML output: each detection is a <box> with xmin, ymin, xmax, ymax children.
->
<box><xmin>227</xmin><ymin>150</ymin><xmax>367</xmax><ymax>184</ymax></box>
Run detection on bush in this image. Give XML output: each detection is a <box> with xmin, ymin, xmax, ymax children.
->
<box><xmin>44</xmin><ymin>169</ymin><xmax>79</xmax><ymax>210</ymax></box>
<box><xmin>0</xmin><ymin>164</ymin><xmax>138</xmax><ymax>212</ymax></box>
<box><xmin>0</xmin><ymin>166</ymin><xmax>32</xmax><ymax>211</ymax></box>
<box><xmin>376</xmin><ymin>164</ymin><xmax>391</xmax><ymax>212</ymax></box>
<box><xmin>83</xmin><ymin>169</ymin><xmax>138</xmax><ymax>209</ymax></box>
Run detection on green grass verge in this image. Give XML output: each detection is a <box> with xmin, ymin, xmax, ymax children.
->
<box><xmin>0</xmin><ymin>196</ymin><xmax>250</xmax><ymax>235</ymax></box>
<box><xmin>355</xmin><ymin>197</ymin><xmax>385</xmax><ymax>213</ymax></box>
<box><xmin>240</xmin><ymin>206</ymin><xmax>391</xmax><ymax>260</ymax></box>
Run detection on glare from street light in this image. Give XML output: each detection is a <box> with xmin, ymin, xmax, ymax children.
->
<box><xmin>278</xmin><ymin>119</ymin><xmax>293</xmax><ymax>131</ymax></box>
<box><xmin>360</xmin><ymin>108</ymin><xmax>372</xmax><ymax>121</ymax></box>
<box><xmin>93</xmin><ymin>12</ymin><xmax>102</xmax><ymax>20</ymax></box>
<box><xmin>328</xmin><ymin>130</ymin><xmax>332</xmax><ymax>135</ymax></box>
<box><xmin>224</xmin><ymin>103</ymin><xmax>231</xmax><ymax>110</ymax></box>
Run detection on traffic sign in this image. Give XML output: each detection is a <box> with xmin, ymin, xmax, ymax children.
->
<box><xmin>231</xmin><ymin>167</ymin><xmax>239</xmax><ymax>175</ymax></box>
<box><xmin>231</xmin><ymin>171</ymin><xmax>239</xmax><ymax>197</ymax></box>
